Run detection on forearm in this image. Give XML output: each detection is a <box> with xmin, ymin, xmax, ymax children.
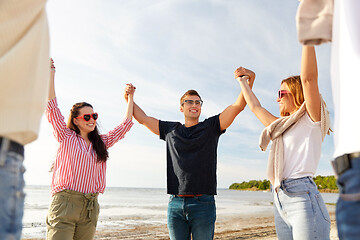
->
<box><xmin>124</xmin><ymin>95</ymin><xmax>134</xmax><ymax>120</ymax></box>
<box><xmin>48</xmin><ymin>75</ymin><xmax>56</xmax><ymax>100</ymax></box>
<box><xmin>48</xmin><ymin>59</ymin><xmax>56</xmax><ymax>100</ymax></box>
<box><xmin>301</xmin><ymin>46</ymin><xmax>318</xmax><ymax>83</ymax></box>
<box><xmin>230</xmin><ymin>91</ymin><xmax>246</xmax><ymax>112</ymax></box>
<box><xmin>300</xmin><ymin>45</ymin><xmax>321</xmax><ymax>121</ymax></box>
<box><xmin>133</xmin><ymin>102</ymin><xmax>149</xmax><ymax>124</ymax></box>
<box><xmin>238</xmin><ymin>77</ymin><xmax>261</xmax><ymax>112</ymax></box>
<box><xmin>218</xmin><ymin>77</ymin><xmax>253</xmax><ymax>131</ymax></box>
<box><xmin>133</xmin><ymin>102</ymin><xmax>160</xmax><ymax>135</ymax></box>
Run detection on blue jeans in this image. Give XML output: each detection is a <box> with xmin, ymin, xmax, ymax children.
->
<box><xmin>273</xmin><ymin>177</ymin><xmax>330</xmax><ymax>240</ymax></box>
<box><xmin>167</xmin><ymin>195</ymin><xmax>216</xmax><ymax>240</ymax></box>
<box><xmin>0</xmin><ymin>138</ymin><xmax>25</xmax><ymax>240</ymax></box>
<box><xmin>336</xmin><ymin>156</ymin><xmax>360</xmax><ymax>240</ymax></box>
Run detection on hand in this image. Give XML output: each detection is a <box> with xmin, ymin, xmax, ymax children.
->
<box><xmin>124</xmin><ymin>83</ymin><xmax>136</xmax><ymax>101</ymax></box>
<box><xmin>50</xmin><ymin>58</ymin><xmax>56</xmax><ymax>79</ymax></box>
<box><xmin>234</xmin><ymin>67</ymin><xmax>255</xmax><ymax>85</ymax></box>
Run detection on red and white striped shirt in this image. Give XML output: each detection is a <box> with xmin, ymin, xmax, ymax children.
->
<box><xmin>46</xmin><ymin>98</ymin><xmax>134</xmax><ymax>196</ymax></box>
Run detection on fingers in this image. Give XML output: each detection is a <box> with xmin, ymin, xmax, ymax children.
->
<box><xmin>125</xmin><ymin>83</ymin><xmax>136</xmax><ymax>95</ymax></box>
<box><xmin>234</xmin><ymin>67</ymin><xmax>247</xmax><ymax>79</ymax></box>
<box><xmin>234</xmin><ymin>66</ymin><xmax>254</xmax><ymax>79</ymax></box>
<box><xmin>50</xmin><ymin>58</ymin><xmax>56</xmax><ymax>71</ymax></box>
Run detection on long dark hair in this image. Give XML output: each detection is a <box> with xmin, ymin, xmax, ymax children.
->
<box><xmin>67</xmin><ymin>102</ymin><xmax>109</xmax><ymax>162</ymax></box>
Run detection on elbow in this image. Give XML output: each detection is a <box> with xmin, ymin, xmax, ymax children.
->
<box><xmin>301</xmin><ymin>72</ymin><xmax>318</xmax><ymax>84</ymax></box>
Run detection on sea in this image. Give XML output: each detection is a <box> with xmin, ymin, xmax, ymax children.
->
<box><xmin>22</xmin><ymin>186</ymin><xmax>338</xmax><ymax>239</ymax></box>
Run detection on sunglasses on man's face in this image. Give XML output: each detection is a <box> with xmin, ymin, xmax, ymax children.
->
<box><xmin>182</xmin><ymin>99</ymin><xmax>203</xmax><ymax>106</ymax></box>
<box><xmin>75</xmin><ymin>113</ymin><xmax>98</xmax><ymax>121</ymax></box>
<box><xmin>278</xmin><ymin>90</ymin><xmax>292</xmax><ymax>99</ymax></box>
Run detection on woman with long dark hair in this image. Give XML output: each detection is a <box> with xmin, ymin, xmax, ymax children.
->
<box><xmin>235</xmin><ymin>46</ymin><xmax>331</xmax><ymax>239</ymax></box>
<box><xmin>45</xmin><ymin>59</ymin><xmax>135</xmax><ymax>240</ymax></box>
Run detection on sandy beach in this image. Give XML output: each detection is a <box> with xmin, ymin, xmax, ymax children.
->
<box><xmin>87</xmin><ymin>210</ymin><xmax>338</xmax><ymax>240</ymax></box>
<box><xmin>22</xmin><ymin>211</ymin><xmax>338</xmax><ymax>240</ymax></box>
<box><xmin>22</xmin><ymin>214</ymin><xmax>338</xmax><ymax>240</ymax></box>
<box><xmin>21</xmin><ymin>187</ymin><xmax>339</xmax><ymax>240</ymax></box>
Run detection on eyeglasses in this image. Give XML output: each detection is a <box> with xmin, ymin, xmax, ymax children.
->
<box><xmin>182</xmin><ymin>99</ymin><xmax>203</xmax><ymax>106</ymax></box>
<box><xmin>278</xmin><ymin>90</ymin><xmax>292</xmax><ymax>99</ymax></box>
<box><xmin>75</xmin><ymin>113</ymin><xmax>98</xmax><ymax>121</ymax></box>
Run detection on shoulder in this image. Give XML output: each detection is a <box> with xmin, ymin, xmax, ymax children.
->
<box><xmin>302</xmin><ymin>111</ymin><xmax>320</xmax><ymax>127</ymax></box>
<box><xmin>202</xmin><ymin>114</ymin><xmax>221</xmax><ymax>127</ymax></box>
<box><xmin>159</xmin><ymin>120</ymin><xmax>182</xmax><ymax>135</ymax></box>
<box><xmin>204</xmin><ymin>114</ymin><xmax>220</xmax><ymax>122</ymax></box>
<box><xmin>159</xmin><ymin>120</ymin><xmax>181</xmax><ymax>127</ymax></box>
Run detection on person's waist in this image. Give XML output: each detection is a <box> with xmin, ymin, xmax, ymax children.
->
<box><xmin>0</xmin><ymin>137</ymin><xmax>24</xmax><ymax>156</ymax></box>
<box><xmin>280</xmin><ymin>176</ymin><xmax>314</xmax><ymax>189</ymax></box>
<box><xmin>332</xmin><ymin>152</ymin><xmax>360</xmax><ymax>177</ymax></box>
<box><xmin>175</xmin><ymin>194</ymin><xmax>204</xmax><ymax>197</ymax></box>
<box><xmin>56</xmin><ymin>189</ymin><xmax>99</xmax><ymax>198</ymax></box>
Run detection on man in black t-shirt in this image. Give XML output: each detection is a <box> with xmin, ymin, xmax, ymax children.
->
<box><xmin>126</xmin><ymin>68</ymin><xmax>255</xmax><ymax>240</ymax></box>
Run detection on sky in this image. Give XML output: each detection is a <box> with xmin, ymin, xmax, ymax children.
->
<box><xmin>24</xmin><ymin>0</ymin><xmax>335</xmax><ymax>189</ymax></box>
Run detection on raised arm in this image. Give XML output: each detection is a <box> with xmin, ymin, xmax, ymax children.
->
<box><xmin>124</xmin><ymin>87</ymin><xmax>160</xmax><ymax>135</ymax></box>
<box><xmin>46</xmin><ymin>58</ymin><xmax>72</xmax><ymax>142</ymax></box>
<box><xmin>300</xmin><ymin>45</ymin><xmax>321</xmax><ymax>122</ymax></box>
<box><xmin>219</xmin><ymin>67</ymin><xmax>255</xmax><ymax>131</ymax></box>
<box><xmin>124</xmin><ymin>84</ymin><xmax>134</xmax><ymax>120</ymax></box>
<box><xmin>48</xmin><ymin>58</ymin><xmax>56</xmax><ymax>100</ymax></box>
<box><xmin>235</xmin><ymin>67</ymin><xmax>278</xmax><ymax>127</ymax></box>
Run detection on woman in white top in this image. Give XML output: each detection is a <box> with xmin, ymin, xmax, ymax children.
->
<box><xmin>235</xmin><ymin>46</ymin><xmax>331</xmax><ymax>240</ymax></box>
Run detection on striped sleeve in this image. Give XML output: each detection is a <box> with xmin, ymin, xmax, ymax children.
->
<box><xmin>102</xmin><ymin>118</ymin><xmax>134</xmax><ymax>149</ymax></box>
<box><xmin>46</xmin><ymin>98</ymin><xmax>71</xmax><ymax>143</ymax></box>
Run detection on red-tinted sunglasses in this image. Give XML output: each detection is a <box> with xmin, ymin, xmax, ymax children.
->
<box><xmin>278</xmin><ymin>90</ymin><xmax>291</xmax><ymax>99</ymax></box>
<box><xmin>75</xmin><ymin>113</ymin><xmax>98</xmax><ymax>121</ymax></box>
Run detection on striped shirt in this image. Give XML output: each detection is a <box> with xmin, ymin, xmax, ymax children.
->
<box><xmin>46</xmin><ymin>98</ymin><xmax>133</xmax><ymax>196</ymax></box>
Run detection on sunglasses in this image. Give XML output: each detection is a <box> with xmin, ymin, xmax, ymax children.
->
<box><xmin>182</xmin><ymin>99</ymin><xmax>203</xmax><ymax>106</ymax></box>
<box><xmin>75</xmin><ymin>113</ymin><xmax>98</xmax><ymax>121</ymax></box>
<box><xmin>278</xmin><ymin>90</ymin><xmax>292</xmax><ymax>99</ymax></box>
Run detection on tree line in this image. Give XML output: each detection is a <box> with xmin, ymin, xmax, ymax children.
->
<box><xmin>229</xmin><ymin>175</ymin><xmax>338</xmax><ymax>192</ymax></box>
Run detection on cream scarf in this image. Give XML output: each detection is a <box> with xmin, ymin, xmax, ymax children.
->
<box><xmin>259</xmin><ymin>96</ymin><xmax>331</xmax><ymax>190</ymax></box>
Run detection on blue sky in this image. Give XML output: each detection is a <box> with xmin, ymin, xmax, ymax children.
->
<box><xmin>24</xmin><ymin>0</ymin><xmax>334</xmax><ymax>189</ymax></box>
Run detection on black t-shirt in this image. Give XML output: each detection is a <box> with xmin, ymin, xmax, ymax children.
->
<box><xmin>159</xmin><ymin>114</ymin><xmax>225</xmax><ymax>195</ymax></box>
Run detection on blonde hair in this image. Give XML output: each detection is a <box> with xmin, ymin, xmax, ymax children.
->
<box><xmin>280</xmin><ymin>75</ymin><xmax>304</xmax><ymax>117</ymax></box>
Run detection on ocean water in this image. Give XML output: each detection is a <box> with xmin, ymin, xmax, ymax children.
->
<box><xmin>22</xmin><ymin>186</ymin><xmax>338</xmax><ymax>239</ymax></box>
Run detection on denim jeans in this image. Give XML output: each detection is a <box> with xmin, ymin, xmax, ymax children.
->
<box><xmin>167</xmin><ymin>195</ymin><xmax>216</xmax><ymax>240</ymax></box>
<box><xmin>0</xmin><ymin>139</ymin><xmax>25</xmax><ymax>240</ymax></box>
<box><xmin>273</xmin><ymin>177</ymin><xmax>331</xmax><ymax>240</ymax></box>
<box><xmin>336</xmin><ymin>156</ymin><xmax>360</xmax><ymax>240</ymax></box>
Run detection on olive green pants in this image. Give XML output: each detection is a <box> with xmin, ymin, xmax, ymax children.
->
<box><xmin>46</xmin><ymin>190</ymin><xmax>100</xmax><ymax>240</ymax></box>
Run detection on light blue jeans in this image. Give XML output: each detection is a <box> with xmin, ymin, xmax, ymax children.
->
<box><xmin>336</xmin><ymin>156</ymin><xmax>360</xmax><ymax>240</ymax></box>
<box><xmin>273</xmin><ymin>177</ymin><xmax>330</xmax><ymax>240</ymax></box>
<box><xmin>167</xmin><ymin>195</ymin><xmax>216</xmax><ymax>240</ymax></box>
<box><xmin>0</xmin><ymin>139</ymin><xmax>25</xmax><ymax>240</ymax></box>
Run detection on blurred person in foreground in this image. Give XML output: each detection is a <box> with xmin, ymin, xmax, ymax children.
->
<box><xmin>297</xmin><ymin>0</ymin><xmax>360</xmax><ymax>239</ymax></box>
<box><xmin>0</xmin><ymin>0</ymin><xmax>49</xmax><ymax>239</ymax></box>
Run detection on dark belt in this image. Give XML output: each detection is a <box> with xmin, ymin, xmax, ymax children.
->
<box><xmin>176</xmin><ymin>194</ymin><xmax>203</xmax><ymax>197</ymax></box>
<box><xmin>332</xmin><ymin>152</ymin><xmax>360</xmax><ymax>177</ymax></box>
<box><xmin>0</xmin><ymin>137</ymin><xmax>24</xmax><ymax>156</ymax></box>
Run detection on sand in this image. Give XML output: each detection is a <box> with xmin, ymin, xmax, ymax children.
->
<box><xmin>91</xmin><ymin>211</ymin><xmax>338</xmax><ymax>240</ymax></box>
<box><xmin>22</xmin><ymin>210</ymin><xmax>338</xmax><ymax>240</ymax></box>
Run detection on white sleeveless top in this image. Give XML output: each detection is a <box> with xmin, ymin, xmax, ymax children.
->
<box><xmin>282</xmin><ymin>112</ymin><xmax>322</xmax><ymax>179</ymax></box>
